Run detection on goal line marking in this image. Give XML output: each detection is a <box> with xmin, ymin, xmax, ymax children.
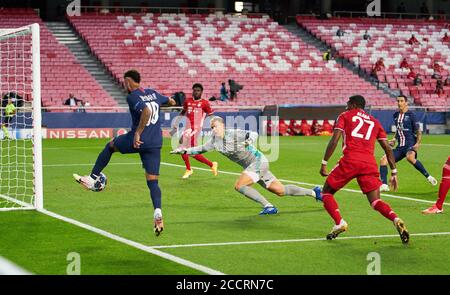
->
<box><xmin>38</xmin><ymin>209</ymin><xmax>225</xmax><ymax>275</ymax></box>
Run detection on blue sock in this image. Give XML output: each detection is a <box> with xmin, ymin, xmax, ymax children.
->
<box><xmin>91</xmin><ymin>142</ymin><xmax>114</xmax><ymax>178</ymax></box>
<box><xmin>413</xmin><ymin>160</ymin><xmax>430</xmax><ymax>178</ymax></box>
<box><xmin>380</xmin><ymin>165</ymin><xmax>388</xmax><ymax>184</ymax></box>
<box><xmin>147</xmin><ymin>179</ymin><xmax>162</xmax><ymax>209</ymax></box>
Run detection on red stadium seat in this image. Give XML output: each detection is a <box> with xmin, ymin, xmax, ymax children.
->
<box><xmin>66</xmin><ymin>12</ymin><xmax>397</xmax><ymax>107</ymax></box>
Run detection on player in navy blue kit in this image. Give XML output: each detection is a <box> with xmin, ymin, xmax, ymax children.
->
<box><xmin>379</xmin><ymin>95</ymin><xmax>437</xmax><ymax>192</ymax></box>
<box><xmin>74</xmin><ymin>70</ymin><xmax>176</xmax><ymax>236</ymax></box>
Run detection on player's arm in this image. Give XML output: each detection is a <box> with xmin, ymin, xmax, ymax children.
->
<box><xmin>320</xmin><ymin>129</ymin><xmax>342</xmax><ymax>177</ymax></box>
<box><xmin>133</xmin><ymin>106</ymin><xmax>151</xmax><ymax>149</ymax></box>
<box><xmin>244</xmin><ymin>131</ymin><xmax>258</xmax><ymax>146</ymax></box>
<box><xmin>170</xmin><ymin>100</ymin><xmax>187</xmax><ymax>135</ymax></box>
<box><xmin>379</xmin><ymin>139</ymin><xmax>398</xmax><ymax>191</ymax></box>
<box><xmin>389</xmin><ymin>131</ymin><xmax>397</xmax><ymax>147</ymax></box>
<box><xmin>171</xmin><ymin>138</ymin><xmax>214</xmax><ymax>155</ymax></box>
<box><xmin>412</xmin><ymin>114</ymin><xmax>421</xmax><ymax>150</ymax></box>
<box><xmin>413</xmin><ymin>129</ymin><xmax>422</xmax><ymax>151</ymax></box>
<box><xmin>167</xmin><ymin>97</ymin><xmax>177</xmax><ymax>106</ymax></box>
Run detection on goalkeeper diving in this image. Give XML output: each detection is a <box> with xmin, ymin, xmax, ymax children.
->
<box><xmin>171</xmin><ymin>116</ymin><xmax>322</xmax><ymax>214</ymax></box>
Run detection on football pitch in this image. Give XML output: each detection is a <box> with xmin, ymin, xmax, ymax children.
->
<box><xmin>1</xmin><ymin>135</ymin><xmax>449</xmax><ymax>274</ymax></box>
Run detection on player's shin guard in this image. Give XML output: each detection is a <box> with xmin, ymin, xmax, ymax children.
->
<box><xmin>237</xmin><ymin>186</ymin><xmax>270</xmax><ymax>207</ymax></box>
<box><xmin>193</xmin><ymin>154</ymin><xmax>213</xmax><ymax>167</ymax></box>
<box><xmin>147</xmin><ymin>179</ymin><xmax>162</xmax><ymax>209</ymax></box>
<box><xmin>91</xmin><ymin>142</ymin><xmax>114</xmax><ymax>177</ymax></box>
<box><xmin>413</xmin><ymin>160</ymin><xmax>430</xmax><ymax>178</ymax></box>
<box><xmin>283</xmin><ymin>185</ymin><xmax>313</xmax><ymax>197</ymax></box>
<box><xmin>322</xmin><ymin>193</ymin><xmax>342</xmax><ymax>225</ymax></box>
<box><xmin>436</xmin><ymin>179</ymin><xmax>450</xmax><ymax>210</ymax></box>
<box><xmin>181</xmin><ymin>153</ymin><xmax>191</xmax><ymax>170</ymax></box>
<box><xmin>371</xmin><ymin>199</ymin><xmax>398</xmax><ymax>221</ymax></box>
<box><xmin>380</xmin><ymin>165</ymin><xmax>388</xmax><ymax>184</ymax></box>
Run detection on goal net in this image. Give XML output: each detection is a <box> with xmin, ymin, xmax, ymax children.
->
<box><xmin>0</xmin><ymin>24</ymin><xmax>42</xmax><ymax>211</ymax></box>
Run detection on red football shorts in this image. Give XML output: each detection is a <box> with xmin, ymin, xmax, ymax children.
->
<box><xmin>326</xmin><ymin>157</ymin><xmax>382</xmax><ymax>194</ymax></box>
<box><xmin>443</xmin><ymin>162</ymin><xmax>450</xmax><ymax>181</ymax></box>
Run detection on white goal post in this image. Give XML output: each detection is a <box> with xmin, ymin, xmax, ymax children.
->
<box><xmin>0</xmin><ymin>23</ymin><xmax>42</xmax><ymax>211</ymax></box>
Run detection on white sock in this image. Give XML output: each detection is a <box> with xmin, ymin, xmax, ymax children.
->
<box><xmin>154</xmin><ymin>208</ymin><xmax>162</xmax><ymax>219</ymax></box>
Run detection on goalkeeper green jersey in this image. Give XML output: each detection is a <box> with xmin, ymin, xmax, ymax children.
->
<box><xmin>185</xmin><ymin>129</ymin><xmax>266</xmax><ymax>169</ymax></box>
<box><xmin>5</xmin><ymin>103</ymin><xmax>16</xmax><ymax>117</ymax></box>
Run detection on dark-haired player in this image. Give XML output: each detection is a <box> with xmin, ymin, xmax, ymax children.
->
<box><xmin>379</xmin><ymin>95</ymin><xmax>437</xmax><ymax>192</ymax></box>
<box><xmin>73</xmin><ymin>69</ymin><xmax>176</xmax><ymax>236</ymax></box>
<box><xmin>319</xmin><ymin>95</ymin><xmax>409</xmax><ymax>244</ymax></box>
<box><xmin>171</xmin><ymin>83</ymin><xmax>218</xmax><ymax>179</ymax></box>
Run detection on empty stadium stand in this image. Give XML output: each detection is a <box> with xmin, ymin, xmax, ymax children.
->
<box><xmin>0</xmin><ymin>8</ymin><xmax>118</xmax><ymax>112</ymax></box>
<box><xmin>68</xmin><ymin>12</ymin><xmax>396</xmax><ymax>107</ymax></box>
<box><xmin>297</xmin><ymin>16</ymin><xmax>450</xmax><ymax>110</ymax></box>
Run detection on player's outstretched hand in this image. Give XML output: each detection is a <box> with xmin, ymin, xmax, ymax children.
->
<box><xmin>133</xmin><ymin>133</ymin><xmax>143</xmax><ymax>149</ymax></box>
<box><xmin>169</xmin><ymin>127</ymin><xmax>177</xmax><ymax>137</ymax></box>
<box><xmin>243</xmin><ymin>139</ymin><xmax>252</xmax><ymax>147</ymax></box>
<box><xmin>389</xmin><ymin>174</ymin><xmax>398</xmax><ymax>191</ymax></box>
<box><xmin>320</xmin><ymin>165</ymin><xmax>329</xmax><ymax>177</ymax></box>
<box><xmin>170</xmin><ymin>148</ymin><xmax>186</xmax><ymax>155</ymax></box>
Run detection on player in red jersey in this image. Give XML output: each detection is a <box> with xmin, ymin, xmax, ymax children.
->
<box><xmin>172</xmin><ymin>83</ymin><xmax>218</xmax><ymax>179</ymax></box>
<box><xmin>319</xmin><ymin>95</ymin><xmax>409</xmax><ymax>244</ymax></box>
<box><xmin>422</xmin><ymin>156</ymin><xmax>450</xmax><ymax>214</ymax></box>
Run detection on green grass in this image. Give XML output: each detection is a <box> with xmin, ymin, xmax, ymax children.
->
<box><xmin>0</xmin><ymin>135</ymin><xmax>449</xmax><ymax>274</ymax></box>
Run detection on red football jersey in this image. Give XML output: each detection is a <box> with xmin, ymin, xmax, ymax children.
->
<box><xmin>444</xmin><ymin>156</ymin><xmax>450</xmax><ymax>179</ymax></box>
<box><xmin>182</xmin><ymin>97</ymin><xmax>214</xmax><ymax>130</ymax></box>
<box><xmin>334</xmin><ymin>108</ymin><xmax>387</xmax><ymax>163</ymax></box>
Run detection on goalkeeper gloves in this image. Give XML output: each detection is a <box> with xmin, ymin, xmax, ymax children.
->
<box><xmin>243</xmin><ymin>139</ymin><xmax>253</xmax><ymax>147</ymax></box>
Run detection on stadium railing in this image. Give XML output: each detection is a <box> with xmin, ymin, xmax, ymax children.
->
<box><xmin>332</xmin><ymin>11</ymin><xmax>450</xmax><ymax>20</ymax></box>
<box><xmin>79</xmin><ymin>6</ymin><xmax>225</xmax><ymax>14</ymax></box>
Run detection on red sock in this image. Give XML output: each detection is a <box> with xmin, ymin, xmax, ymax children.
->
<box><xmin>181</xmin><ymin>154</ymin><xmax>191</xmax><ymax>170</ymax></box>
<box><xmin>193</xmin><ymin>154</ymin><xmax>213</xmax><ymax>167</ymax></box>
<box><xmin>371</xmin><ymin>199</ymin><xmax>398</xmax><ymax>222</ymax></box>
<box><xmin>322</xmin><ymin>193</ymin><xmax>342</xmax><ymax>225</ymax></box>
<box><xmin>436</xmin><ymin>179</ymin><xmax>449</xmax><ymax>210</ymax></box>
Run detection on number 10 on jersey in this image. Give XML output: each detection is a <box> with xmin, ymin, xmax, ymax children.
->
<box><xmin>145</xmin><ymin>101</ymin><xmax>159</xmax><ymax>125</ymax></box>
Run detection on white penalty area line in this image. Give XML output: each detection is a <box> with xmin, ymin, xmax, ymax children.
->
<box><xmin>38</xmin><ymin>209</ymin><xmax>225</xmax><ymax>275</ymax></box>
<box><xmin>152</xmin><ymin>231</ymin><xmax>450</xmax><ymax>249</ymax></box>
<box><xmin>43</xmin><ymin>161</ymin><xmax>449</xmax><ymax>207</ymax></box>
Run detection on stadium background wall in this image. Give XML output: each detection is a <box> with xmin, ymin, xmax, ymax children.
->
<box><xmin>7</xmin><ymin>110</ymin><xmax>448</xmax><ymax>134</ymax></box>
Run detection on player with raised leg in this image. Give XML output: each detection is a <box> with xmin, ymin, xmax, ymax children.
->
<box><xmin>379</xmin><ymin>95</ymin><xmax>437</xmax><ymax>192</ymax></box>
<box><xmin>319</xmin><ymin>95</ymin><xmax>409</xmax><ymax>244</ymax></box>
<box><xmin>171</xmin><ymin>116</ymin><xmax>322</xmax><ymax>215</ymax></box>
<box><xmin>73</xmin><ymin>70</ymin><xmax>176</xmax><ymax>236</ymax></box>
<box><xmin>171</xmin><ymin>83</ymin><xmax>218</xmax><ymax>179</ymax></box>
